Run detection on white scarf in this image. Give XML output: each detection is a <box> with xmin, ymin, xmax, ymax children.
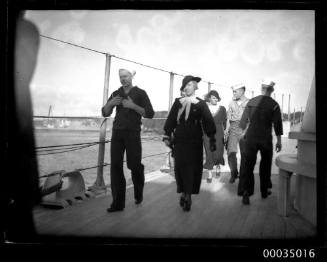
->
<box><xmin>207</xmin><ymin>103</ymin><xmax>220</xmax><ymax>116</ymax></box>
<box><xmin>177</xmin><ymin>95</ymin><xmax>199</xmax><ymax>123</ymax></box>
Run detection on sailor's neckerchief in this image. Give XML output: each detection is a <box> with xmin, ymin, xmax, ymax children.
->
<box><xmin>233</xmin><ymin>96</ymin><xmax>247</xmax><ymax>106</ymax></box>
<box><xmin>177</xmin><ymin>95</ymin><xmax>199</xmax><ymax>123</ymax></box>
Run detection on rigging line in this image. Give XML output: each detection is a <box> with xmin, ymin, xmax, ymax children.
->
<box><xmin>40</xmin><ymin>35</ymin><xmax>106</xmax><ymax>55</ymax></box>
<box><xmin>77</xmin><ymin>151</ymin><xmax>169</xmax><ymax>172</ymax></box>
<box><xmin>39</xmin><ymin>151</ymin><xmax>169</xmax><ymax>177</ymax></box>
<box><xmin>36</xmin><ymin>136</ymin><xmax>162</xmax><ymax>152</ymax></box>
<box><xmin>111</xmin><ymin>54</ymin><xmax>172</xmax><ymax>74</ymax></box>
<box><xmin>40</xmin><ymin>34</ymin><xmax>228</xmax><ymax>88</ymax></box>
<box><xmin>112</xmin><ymin>54</ymin><xmax>225</xmax><ymax>87</ymax></box>
<box><xmin>36</xmin><ymin>141</ymin><xmax>100</xmax><ymax>150</ymax></box>
<box><xmin>38</xmin><ymin>138</ymin><xmax>161</xmax><ymax>154</ymax></box>
<box><xmin>36</xmin><ymin>136</ymin><xmax>161</xmax><ymax>151</ymax></box>
<box><xmin>40</xmin><ymin>152</ymin><xmax>169</xmax><ymax>176</ymax></box>
<box><xmin>37</xmin><ymin>144</ymin><xmax>97</xmax><ymax>155</ymax></box>
<box><xmin>36</xmin><ymin>143</ymin><xmax>98</xmax><ymax>152</ymax></box>
<box><xmin>100</xmin><ymin>118</ymin><xmax>107</xmax><ymax>128</ymax></box>
<box><xmin>36</xmin><ymin>140</ymin><xmax>110</xmax><ymax>149</ymax></box>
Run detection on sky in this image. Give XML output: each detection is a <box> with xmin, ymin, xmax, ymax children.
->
<box><xmin>25</xmin><ymin>10</ymin><xmax>315</xmax><ymax>116</ymax></box>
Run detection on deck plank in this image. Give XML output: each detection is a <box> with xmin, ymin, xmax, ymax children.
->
<box><xmin>33</xmin><ymin>170</ymin><xmax>316</xmax><ymax>239</ymax></box>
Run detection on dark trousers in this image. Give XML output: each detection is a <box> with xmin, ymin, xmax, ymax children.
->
<box><xmin>110</xmin><ymin>129</ymin><xmax>144</xmax><ymax>208</ymax></box>
<box><xmin>238</xmin><ymin>137</ymin><xmax>273</xmax><ymax>197</ymax></box>
<box><xmin>227</xmin><ymin>138</ymin><xmax>245</xmax><ymax>178</ymax></box>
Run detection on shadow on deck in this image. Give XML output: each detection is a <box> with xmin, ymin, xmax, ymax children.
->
<box><xmin>33</xmin><ymin>170</ymin><xmax>316</xmax><ymax>240</ymax></box>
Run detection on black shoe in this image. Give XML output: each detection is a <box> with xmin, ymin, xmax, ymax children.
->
<box><xmin>242</xmin><ymin>192</ymin><xmax>250</xmax><ymax>205</ymax></box>
<box><xmin>261</xmin><ymin>190</ymin><xmax>272</xmax><ymax>199</ymax></box>
<box><xmin>107</xmin><ymin>206</ymin><xmax>124</xmax><ymax>212</ymax></box>
<box><xmin>183</xmin><ymin>195</ymin><xmax>192</xmax><ymax>212</ymax></box>
<box><xmin>179</xmin><ymin>195</ymin><xmax>185</xmax><ymax>207</ymax></box>
<box><xmin>135</xmin><ymin>196</ymin><xmax>143</xmax><ymax>205</ymax></box>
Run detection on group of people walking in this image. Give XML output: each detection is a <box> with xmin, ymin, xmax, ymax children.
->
<box><xmin>102</xmin><ymin>68</ymin><xmax>283</xmax><ymax>213</ymax></box>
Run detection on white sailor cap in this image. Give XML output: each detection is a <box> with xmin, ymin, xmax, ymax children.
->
<box><xmin>119</xmin><ymin>67</ymin><xmax>136</xmax><ymax>77</ymax></box>
<box><xmin>261</xmin><ymin>79</ymin><xmax>275</xmax><ymax>87</ymax></box>
<box><xmin>231</xmin><ymin>83</ymin><xmax>246</xmax><ymax>91</ymax></box>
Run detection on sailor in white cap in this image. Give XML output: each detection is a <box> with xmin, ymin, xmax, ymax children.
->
<box><xmin>102</xmin><ymin>67</ymin><xmax>154</xmax><ymax>212</ymax></box>
<box><xmin>225</xmin><ymin>83</ymin><xmax>249</xmax><ymax>183</ymax></box>
<box><xmin>238</xmin><ymin>79</ymin><xmax>283</xmax><ymax>205</ymax></box>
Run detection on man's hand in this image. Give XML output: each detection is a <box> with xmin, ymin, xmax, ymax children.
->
<box><xmin>122</xmin><ymin>96</ymin><xmax>136</xmax><ymax>109</ymax></box>
<box><xmin>224</xmin><ymin>130</ymin><xmax>229</xmax><ymax>143</ymax></box>
<box><xmin>109</xmin><ymin>96</ymin><xmax>122</xmax><ymax>107</ymax></box>
<box><xmin>164</xmin><ymin>139</ymin><xmax>171</xmax><ymax>148</ymax></box>
<box><xmin>240</xmin><ymin>129</ymin><xmax>247</xmax><ymax>140</ymax></box>
<box><xmin>275</xmin><ymin>142</ymin><xmax>282</xmax><ymax>152</ymax></box>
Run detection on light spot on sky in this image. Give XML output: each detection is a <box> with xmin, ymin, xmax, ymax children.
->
<box><xmin>235</xmin><ymin>16</ymin><xmax>259</xmax><ymax>36</ymax></box>
<box><xmin>149</xmin><ymin>14</ymin><xmax>170</xmax><ymax>28</ymax></box>
<box><xmin>115</xmin><ymin>24</ymin><xmax>134</xmax><ymax>51</ymax></box>
<box><xmin>240</xmin><ymin>36</ymin><xmax>265</xmax><ymax>65</ymax></box>
<box><xmin>38</xmin><ymin>19</ymin><xmax>51</xmax><ymax>34</ymax></box>
<box><xmin>51</xmin><ymin>21</ymin><xmax>85</xmax><ymax>48</ymax></box>
<box><xmin>217</xmin><ymin>38</ymin><xmax>239</xmax><ymax>63</ymax></box>
<box><xmin>266</xmin><ymin>41</ymin><xmax>282</xmax><ymax>62</ymax></box>
<box><xmin>137</xmin><ymin>26</ymin><xmax>160</xmax><ymax>52</ymax></box>
<box><xmin>293</xmin><ymin>36</ymin><xmax>315</xmax><ymax>62</ymax></box>
<box><xmin>25</xmin><ymin>10</ymin><xmax>315</xmax><ymax>115</ymax></box>
<box><xmin>69</xmin><ymin>10</ymin><xmax>88</xmax><ymax>20</ymax></box>
<box><xmin>277</xmin><ymin>19</ymin><xmax>300</xmax><ymax>43</ymax></box>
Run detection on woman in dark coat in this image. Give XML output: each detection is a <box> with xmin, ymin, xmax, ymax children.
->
<box><xmin>163</xmin><ymin>75</ymin><xmax>216</xmax><ymax>211</ymax></box>
<box><xmin>203</xmin><ymin>90</ymin><xmax>227</xmax><ymax>183</ymax></box>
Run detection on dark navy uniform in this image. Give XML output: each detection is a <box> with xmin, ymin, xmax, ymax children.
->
<box><xmin>104</xmin><ymin>86</ymin><xmax>154</xmax><ymax>209</ymax></box>
<box><xmin>237</xmin><ymin>95</ymin><xmax>283</xmax><ymax>197</ymax></box>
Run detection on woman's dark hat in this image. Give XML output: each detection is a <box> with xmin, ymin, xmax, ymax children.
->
<box><xmin>180</xmin><ymin>75</ymin><xmax>201</xmax><ymax>91</ymax></box>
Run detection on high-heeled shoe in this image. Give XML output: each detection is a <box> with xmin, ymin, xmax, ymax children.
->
<box><xmin>179</xmin><ymin>193</ymin><xmax>185</xmax><ymax>207</ymax></box>
<box><xmin>183</xmin><ymin>195</ymin><xmax>192</xmax><ymax>212</ymax></box>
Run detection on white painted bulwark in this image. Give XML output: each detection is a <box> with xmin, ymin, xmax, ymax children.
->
<box><xmin>282</xmin><ymin>121</ymin><xmax>291</xmax><ymax>138</ymax></box>
<box><xmin>275</xmin><ymin>75</ymin><xmax>316</xmax><ymax>226</ymax></box>
<box><xmin>301</xmin><ymin>76</ymin><xmax>315</xmax><ymax>133</ymax></box>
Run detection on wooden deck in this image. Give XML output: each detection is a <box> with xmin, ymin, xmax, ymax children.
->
<box><xmin>33</xmin><ymin>169</ymin><xmax>316</xmax><ymax>239</ymax></box>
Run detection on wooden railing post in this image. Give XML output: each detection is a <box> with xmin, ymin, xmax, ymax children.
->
<box><xmin>281</xmin><ymin>93</ymin><xmax>284</xmax><ymax>120</ymax></box>
<box><xmin>288</xmin><ymin>94</ymin><xmax>291</xmax><ymax>121</ymax></box>
<box><xmin>293</xmin><ymin>107</ymin><xmax>295</xmax><ymax>125</ymax></box>
<box><xmin>168</xmin><ymin>72</ymin><xmax>174</xmax><ymax>111</ymax></box>
<box><xmin>90</xmin><ymin>53</ymin><xmax>111</xmax><ymax>192</ymax></box>
<box><xmin>208</xmin><ymin>82</ymin><xmax>211</xmax><ymax>93</ymax></box>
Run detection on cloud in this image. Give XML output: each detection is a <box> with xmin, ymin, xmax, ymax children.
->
<box><xmin>266</xmin><ymin>41</ymin><xmax>282</xmax><ymax>62</ymax></box>
<box><xmin>137</xmin><ymin>26</ymin><xmax>160</xmax><ymax>51</ymax></box>
<box><xmin>240</xmin><ymin>36</ymin><xmax>266</xmax><ymax>65</ymax></box>
<box><xmin>51</xmin><ymin>21</ymin><xmax>85</xmax><ymax>47</ymax></box>
<box><xmin>115</xmin><ymin>24</ymin><xmax>134</xmax><ymax>51</ymax></box>
<box><xmin>293</xmin><ymin>36</ymin><xmax>315</xmax><ymax>63</ymax></box>
<box><xmin>69</xmin><ymin>11</ymin><xmax>88</xmax><ymax>20</ymax></box>
<box><xmin>38</xmin><ymin>19</ymin><xmax>52</xmax><ymax>34</ymax></box>
<box><xmin>28</xmin><ymin>10</ymin><xmax>315</xmax><ymax>113</ymax></box>
<box><xmin>217</xmin><ymin>38</ymin><xmax>239</xmax><ymax>63</ymax></box>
